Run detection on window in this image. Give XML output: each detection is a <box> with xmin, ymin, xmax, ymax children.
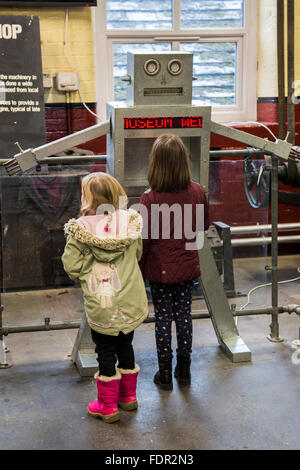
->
<box><xmin>106</xmin><ymin>0</ymin><xmax>173</xmax><ymax>30</ymax></box>
<box><xmin>180</xmin><ymin>1</ymin><xmax>244</xmax><ymax>29</ymax></box>
<box><xmin>94</xmin><ymin>0</ymin><xmax>257</xmax><ymax>122</ymax></box>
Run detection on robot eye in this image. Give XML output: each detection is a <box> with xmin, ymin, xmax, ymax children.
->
<box><xmin>144</xmin><ymin>59</ymin><xmax>160</xmax><ymax>76</ymax></box>
<box><xmin>167</xmin><ymin>59</ymin><xmax>183</xmax><ymax>76</ymax></box>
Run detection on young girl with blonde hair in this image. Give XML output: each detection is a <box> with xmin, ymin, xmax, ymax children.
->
<box><xmin>62</xmin><ymin>172</ymin><xmax>148</xmax><ymax>423</ymax></box>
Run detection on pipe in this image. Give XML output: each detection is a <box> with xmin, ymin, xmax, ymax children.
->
<box><xmin>230</xmin><ymin>223</ymin><xmax>300</xmax><ymax>235</ymax></box>
<box><xmin>209</xmin><ymin>149</ymin><xmax>267</xmax><ymax>158</ymax></box>
<box><xmin>190</xmin><ymin>306</ymin><xmax>287</xmax><ymax>317</ymax></box>
<box><xmin>144</xmin><ymin>313</ymin><xmax>209</xmax><ymax>322</ymax></box>
<box><xmin>231</xmin><ymin>235</ymin><xmax>300</xmax><ymax>247</ymax></box>
<box><xmin>0</xmin><ymin>149</ymin><xmax>267</xmax><ymax>166</ymax></box>
<box><xmin>0</xmin><ymin>319</ymin><xmax>81</xmax><ymax>336</ymax></box>
<box><xmin>270</xmin><ymin>156</ymin><xmax>280</xmax><ymax>340</ymax></box>
<box><xmin>0</xmin><ymin>156</ymin><xmax>107</xmax><ymax>165</ymax></box>
<box><xmin>2</xmin><ymin>305</ymin><xmax>300</xmax><ymax>336</ymax></box>
<box><xmin>277</xmin><ymin>0</ymin><xmax>286</xmax><ymax>140</ymax></box>
<box><xmin>287</xmin><ymin>0</ymin><xmax>295</xmax><ymax>145</ymax></box>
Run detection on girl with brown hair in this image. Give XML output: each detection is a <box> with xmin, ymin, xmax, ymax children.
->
<box><xmin>139</xmin><ymin>134</ymin><xmax>209</xmax><ymax>390</ymax></box>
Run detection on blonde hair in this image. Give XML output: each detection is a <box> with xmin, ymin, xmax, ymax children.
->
<box><xmin>80</xmin><ymin>172</ymin><xmax>128</xmax><ymax>216</ymax></box>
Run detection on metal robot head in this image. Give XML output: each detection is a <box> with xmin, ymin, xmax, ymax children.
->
<box><xmin>125</xmin><ymin>51</ymin><xmax>194</xmax><ymax>106</ymax></box>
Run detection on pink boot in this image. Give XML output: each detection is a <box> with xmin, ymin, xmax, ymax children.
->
<box><xmin>88</xmin><ymin>370</ymin><xmax>121</xmax><ymax>423</ymax></box>
<box><xmin>118</xmin><ymin>364</ymin><xmax>140</xmax><ymax>411</ymax></box>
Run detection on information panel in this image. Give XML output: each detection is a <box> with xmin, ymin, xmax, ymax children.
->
<box><xmin>0</xmin><ymin>16</ymin><xmax>46</xmax><ymax>159</ymax></box>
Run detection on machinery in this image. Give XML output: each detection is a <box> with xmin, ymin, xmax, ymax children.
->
<box><xmin>2</xmin><ymin>52</ymin><xmax>298</xmax><ymax>376</ymax></box>
<box><xmin>244</xmin><ymin>149</ymin><xmax>300</xmax><ymax>209</ymax></box>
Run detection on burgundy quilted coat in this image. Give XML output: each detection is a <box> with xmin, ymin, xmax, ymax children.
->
<box><xmin>139</xmin><ymin>182</ymin><xmax>209</xmax><ymax>283</ymax></box>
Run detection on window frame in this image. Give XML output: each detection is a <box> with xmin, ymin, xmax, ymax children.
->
<box><xmin>94</xmin><ymin>0</ymin><xmax>257</xmax><ymax>123</ymax></box>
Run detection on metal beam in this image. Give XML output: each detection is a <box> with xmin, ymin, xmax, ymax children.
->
<box><xmin>198</xmin><ymin>235</ymin><xmax>251</xmax><ymax>363</ymax></box>
<box><xmin>4</xmin><ymin>120</ymin><xmax>110</xmax><ymax>175</ymax></box>
<box><xmin>211</xmin><ymin>121</ymin><xmax>293</xmax><ymax>161</ymax></box>
<box><xmin>231</xmin><ymin>234</ymin><xmax>300</xmax><ymax>247</ymax></box>
<box><xmin>230</xmin><ymin>223</ymin><xmax>300</xmax><ymax>234</ymax></box>
<box><xmin>277</xmin><ymin>0</ymin><xmax>286</xmax><ymax>140</ymax></box>
<box><xmin>287</xmin><ymin>0</ymin><xmax>295</xmax><ymax>144</ymax></box>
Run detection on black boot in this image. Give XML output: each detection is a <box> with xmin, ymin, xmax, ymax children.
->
<box><xmin>153</xmin><ymin>361</ymin><xmax>173</xmax><ymax>390</ymax></box>
<box><xmin>174</xmin><ymin>355</ymin><xmax>191</xmax><ymax>385</ymax></box>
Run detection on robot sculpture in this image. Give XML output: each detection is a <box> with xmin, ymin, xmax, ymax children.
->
<box><xmin>4</xmin><ymin>52</ymin><xmax>296</xmax><ymax>375</ymax></box>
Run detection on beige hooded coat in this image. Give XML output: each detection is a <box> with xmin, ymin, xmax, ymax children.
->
<box><xmin>62</xmin><ymin>209</ymin><xmax>148</xmax><ymax>336</ymax></box>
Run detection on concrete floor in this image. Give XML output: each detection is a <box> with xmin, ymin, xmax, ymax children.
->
<box><xmin>1</xmin><ymin>255</ymin><xmax>300</xmax><ymax>450</ymax></box>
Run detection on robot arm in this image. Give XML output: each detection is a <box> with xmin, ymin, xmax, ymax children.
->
<box><xmin>211</xmin><ymin>121</ymin><xmax>293</xmax><ymax>161</ymax></box>
<box><xmin>3</xmin><ymin>117</ymin><xmax>296</xmax><ymax>177</ymax></box>
<box><xmin>4</xmin><ymin>120</ymin><xmax>111</xmax><ymax>176</ymax></box>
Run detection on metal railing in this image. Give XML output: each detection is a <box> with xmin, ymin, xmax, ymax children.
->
<box><xmin>0</xmin><ymin>148</ymin><xmax>299</xmax><ymax>367</ymax></box>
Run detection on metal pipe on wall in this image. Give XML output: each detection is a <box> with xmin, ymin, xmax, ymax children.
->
<box><xmin>230</xmin><ymin>223</ymin><xmax>300</xmax><ymax>234</ymax></box>
<box><xmin>269</xmin><ymin>156</ymin><xmax>281</xmax><ymax>341</ymax></box>
<box><xmin>209</xmin><ymin>149</ymin><xmax>267</xmax><ymax>158</ymax></box>
<box><xmin>0</xmin><ymin>156</ymin><xmax>106</xmax><ymax>165</ymax></box>
<box><xmin>277</xmin><ymin>0</ymin><xmax>286</xmax><ymax>140</ymax></box>
<box><xmin>0</xmin><ymin>149</ymin><xmax>267</xmax><ymax>166</ymax></box>
<box><xmin>0</xmin><ymin>147</ymin><xmax>292</xmax><ymax>167</ymax></box>
<box><xmin>231</xmin><ymin>234</ymin><xmax>300</xmax><ymax>247</ymax></box>
<box><xmin>0</xmin><ymin>320</ymin><xmax>81</xmax><ymax>335</ymax></box>
<box><xmin>0</xmin><ymin>188</ymin><xmax>11</xmax><ymax>368</ymax></box>
<box><xmin>1</xmin><ymin>305</ymin><xmax>299</xmax><ymax>336</ymax></box>
<box><xmin>287</xmin><ymin>0</ymin><xmax>295</xmax><ymax>144</ymax></box>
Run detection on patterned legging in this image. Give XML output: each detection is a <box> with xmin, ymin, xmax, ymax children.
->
<box><xmin>149</xmin><ymin>280</ymin><xmax>194</xmax><ymax>362</ymax></box>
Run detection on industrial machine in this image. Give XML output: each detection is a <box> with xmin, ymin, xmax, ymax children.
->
<box><xmin>2</xmin><ymin>52</ymin><xmax>298</xmax><ymax>376</ymax></box>
<box><xmin>244</xmin><ymin>150</ymin><xmax>300</xmax><ymax>209</ymax></box>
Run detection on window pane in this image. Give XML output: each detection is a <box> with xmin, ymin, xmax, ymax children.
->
<box><xmin>181</xmin><ymin>0</ymin><xmax>244</xmax><ymax>29</ymax></box>
<box><xmin>181</xmin><ymin>42</ymin><xmax>237</xmax><ymax>106</ymax></box>
<box><xmin>107</xmin><ymin>0</ymin><xmax>173</xmax><ymax>30</ymax></box>
<box><xmin>113</xmin><ymin>43</ymin><xmax>172</xmax><ymax>101</ymax></box>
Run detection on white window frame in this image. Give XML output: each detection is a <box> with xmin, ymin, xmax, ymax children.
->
<box><xmin>94</xmin><ymin>0</ymin><xmax>257</xmax><ymax>123</ymax></box>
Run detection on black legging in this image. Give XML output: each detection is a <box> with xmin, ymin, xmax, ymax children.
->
<box><xmin>91</xmin><ymin>329</ymin><xmax>135</xmax><ymax>377</ymax></box>
<box><xmin>150</xmin><ymin>280</ymin><xmax>194</xmax><ymax>362</ymax></box>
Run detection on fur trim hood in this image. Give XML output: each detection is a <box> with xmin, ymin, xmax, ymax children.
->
<box><xmin>64</xmin><ymin>209</ymin><xmax>143</xmax><ymax>252</ymax></box>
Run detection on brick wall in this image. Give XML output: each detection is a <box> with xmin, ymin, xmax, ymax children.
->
<box><xmin>45</xmin><ymin>103</ymin><xmax>106</xmax><ymax>154</ymax></box>
<box><xmin>209</xmin><ymin>99</ymin><xmax>300</xmax><ymax>228</ymax></box>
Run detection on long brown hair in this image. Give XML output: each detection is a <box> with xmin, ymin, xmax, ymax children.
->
<box><xmin>148</xmin><ymin>134</ymin><xmax>191</xmax><ymax>192</ymax></box>
<box><xmin>80</xmin><ymin>172</ymin><xmax>128</xmax><ymax>216</ymax></box>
